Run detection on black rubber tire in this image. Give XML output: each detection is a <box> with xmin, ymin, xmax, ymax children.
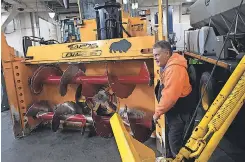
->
<box><xmin>199</xmin><ymin>72</ymin><xmax>216</xmax><ymax>115</ymax></box>
<box><xmin>188</xmin><ymin>65</ymin><xmax>197</xmax><ymax>89</ymax></box>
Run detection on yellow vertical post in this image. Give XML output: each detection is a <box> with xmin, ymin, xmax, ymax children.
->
<box><xmin>158</xmin><ymin>0</ymin><xmax>163</xmax><ymax>41</ymax></box>
<box><xmin>155</xmin><ymin>0</ymin><xmax>166</xmax><ymax>157</ymax></box>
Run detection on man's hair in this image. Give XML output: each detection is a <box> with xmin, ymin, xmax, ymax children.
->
<box><xmin>153</xmin><ymin>40</ymin><xmax>172</xmax><ymax>53</ymax></box>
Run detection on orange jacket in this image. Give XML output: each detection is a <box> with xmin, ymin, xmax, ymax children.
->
<box><xmin>155</xmin><ymin>53</ymin><xmax>192</xmax><ymax>117</ymax></box>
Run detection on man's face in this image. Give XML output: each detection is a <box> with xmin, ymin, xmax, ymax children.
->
<box><xmin>153</xmin><ymin>47</ymin><xmax>171</xmax><ymax>67</ymax></box>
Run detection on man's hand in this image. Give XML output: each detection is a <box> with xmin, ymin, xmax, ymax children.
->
<box><xmin>153</xmin><ymin>113</ymin><xmax>160</xmax><ymax>124</ymax></box>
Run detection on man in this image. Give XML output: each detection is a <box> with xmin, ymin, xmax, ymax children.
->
<box><xmin>152</xmin><ymin>40</ymin><xmax>195</xmax><ymax>158</ymax></box>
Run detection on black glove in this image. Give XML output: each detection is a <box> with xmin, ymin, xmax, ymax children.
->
<box><xmin>150</xmin><ymin>117</ymin><xmax>156</xmax><ymax>132</ymax></box>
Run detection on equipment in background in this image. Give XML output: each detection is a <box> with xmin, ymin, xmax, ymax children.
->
<box><xmin>168</xmin><ymin>33</ymin><xmax>177</xmax><ymax>51</ymax></box>
<box><xmin>198</xmin><ymin>27</ymin><xmax>216</xmax><ymax>56</ymax></box>
<box><xmin>190</xmin><ymin>0</ymin><xmax>245</xmax><ymax>36</ymax></box>
<box><xmin>185</xmin><ymin>0</ymin><xmax>245</xmax><ymax>59</ymax></box>
<box><xmin>178</xmin><ymin>0</ymin><xmax>245</xmax><ymax>161</ymax></box>
<box><xmin>216</xmin><ymin>33</ymin><xmax>245</xmax><ymax>59</ymax></box>
<box><xmin>61</xmin><ymin>18</ymin><xmax>80</xmax><ymax>43</ymax></box>
<box><xmin>22</xmin><ymin>36</ymin><xmax>59</xmax><ymax>57</ymax></box>
<box><xmin>95</xmin><ymin>0</ymin><xmax>123</xmax><ymax>40</ymax></box>
<box><xmin>138</xmin><ymin>9</ymin><xmax>151</xmax><ymax>18</ymax></box>
<box><xmin>167</xmin><ymin>6</ymin><xmax>177</xmax><ymax>50</ymax></box>
<box><xmin>185</xmin><ymin>26</ymin><xmax>245</xmax><ymax>58</ymax></box>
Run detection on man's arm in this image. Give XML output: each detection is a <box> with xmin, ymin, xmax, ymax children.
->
<box><xmin>154</xmin><ymin>65</ymin><xmax>187</xmax><ymax>118</ymax></box>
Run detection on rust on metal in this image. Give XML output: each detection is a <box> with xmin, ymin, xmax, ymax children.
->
<box><xmin>11</xmin><ymin>106</ymin><xmax>24</xmax><ymax>137</ymax></box>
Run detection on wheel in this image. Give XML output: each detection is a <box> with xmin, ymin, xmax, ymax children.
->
<box><xmin>199</xmin><ymin>72</ymin><xmax>216</xmax><ymax>114</ymax></box>
<box><xmin>188</xmin><ymin>65</ymin><xmax>197</xmax><ymax>89</ymax></box>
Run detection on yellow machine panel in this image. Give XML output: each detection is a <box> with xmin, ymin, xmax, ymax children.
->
<box><xmin>79</xmin><ymin>19</ymin><xmax>97</xmax><ymax>42</ymax></box>
<box><xmin>128</xmin><ymin>17</ymin><xmax>148</xmax><ymax>37</ymax></box>
<box><xmin>25</xmin><ymin>36</ymin><xmax>154</xmax><ymax>64</ymax></box>
<box><xmin>1</xmin><ymin>0</ymin><xmax>158</xmax><ymax>144</ymax></box>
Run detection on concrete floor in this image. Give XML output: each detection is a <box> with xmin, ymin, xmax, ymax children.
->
<box><xmin>2</xmin><ymin>110</ymin><xmax>159</xmax><ymax>162</ymax></box>
<box><xmin>1</xmin><ymin>111</ymin><xmax>121</xmax><ymax>162</ymax></box>
<box><xmin>3</xmin><ymin>108</ymin><xmax>245</xmax><ymax>162</ymax></box>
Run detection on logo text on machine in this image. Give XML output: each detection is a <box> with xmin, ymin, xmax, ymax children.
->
<box><xmin>131</xmin><ymin>24</ymin><xmax>144</xmax><ymax>31</ymax></box>
<box><xmin>62</xmin><ymin>50</ymin><xmax>102</xmax><ymax>58</ymax></box>
<box><xmin>68</xmin><ymin>43</ymin><xmax>99</xmax><ymax>50</ymax></box>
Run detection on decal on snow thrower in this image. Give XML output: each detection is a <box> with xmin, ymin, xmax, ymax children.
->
<box><xmin>131</xmin><ymin>24</ymin><xmax>144</xmax><ymax>31</ymax></box>
<box><xmin>68</xmin><ymin>43</ymin><xmax>99</xmax><ymax>50</ymax></box>
<box><xmin>109</xmin><ymin>39</ymin><xmax>132</xmax><ymax>53</ymax></box>
<box><xmin>62</xmin><ymin>50</ymin><xmax>102</xmax><ymax>58</ymax></box>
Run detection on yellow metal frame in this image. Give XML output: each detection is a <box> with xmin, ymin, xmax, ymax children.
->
<box><xmin>198</xmin><ymin>91</ymin><xmax>245</xmax><ymax>161</ymax></box>
<box><xmin>110</xmin><ymin>113</ymin><xmax>155</xmax><ymax>162</ymax></box>
<box><xmin>79</xmin><ymin>19</ymin><xmax>97</xmax><ymax>42</ymax></box>
<box><xmin>25</xmin><ymin>36</ymin><xmax>155</xmax><ymax>64</ymax></box>
<box><xmin>174</xmin><ymin>56</ymin><xmax>245</xmax><ymax>162</ymax></box>
<box><xmin>127</xmin><ymin>17</ymin><xmax>148</xmax><ymax>37</ymax></box>
<box><xmin>154</xmin><ymin>0</ymin><xmax>166</xmax><ymax>156</ymax></box>
<box><xmin>158</xmin><ymin>0</ymin><xmax>163</xmax><ymax>41</ymax></box>
<box><xmin>1</xmin><ymin>34</ymin><xmax>24</xmax><ymax>137</ymax></box>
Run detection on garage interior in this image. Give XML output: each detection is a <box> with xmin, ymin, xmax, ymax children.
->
<box><xmin>1</xmin><ymin>0</ymin><xmax>245</xmax><ymax>162</ymax></box>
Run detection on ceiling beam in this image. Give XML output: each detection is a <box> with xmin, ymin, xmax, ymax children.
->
<box><xmin>58</xmin><ymin>11</ymin><xmax>79</xmax><ymax>14</ymax></box>
<box><xmin>55</xmin><ymin>7</ymin><xmax>79</xmax><ymax>13</ymax></box>
<box><xmin>1</xmin><ymin>6</ymin><xmax>19</xmax><ymax>31</ymax></box>
<box><xmin>55</xmin><ymin>0</ymin><xmax>64</xmax><ymax>6</ymax></box>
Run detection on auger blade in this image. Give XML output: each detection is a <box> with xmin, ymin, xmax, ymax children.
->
<box><xmin>30</xmin><ymin>65</ymin><xmax>62</xmax><ymax>94</ymax></box>
<box><xmin>26</xmin><ymin>100</ymin><xmax>53</xmax><ymax>117</ymax></box>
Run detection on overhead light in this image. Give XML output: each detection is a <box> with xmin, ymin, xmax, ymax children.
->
<box><xmin>49</xmin><ymin>12</ymin><xmax>55</xmax><ymax>19</ymax></box>
<box><xmin>132</xmin><ymin>3</ymin><xmax>135</xmax><ymax>9</ymax></box>
<box><xmin>135</xmin><ymin>2</ymin><xmax>138</xmax><ymax>9</ymax></box>
<box><xmin>123</xmin><ymin>0</ymin><xmax>127</xmax><ymax>4</ymax></box>
<box><xmin>186</xmin><ymin>0</ymin><xmax>192</xmax><ymax>2</ymax></box>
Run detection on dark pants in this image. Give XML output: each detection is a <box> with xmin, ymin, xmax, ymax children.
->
<box><xmin>155</xmin><ymin>81</ymin><xmax>196</xmax><ymax>158</ymax></box>
<box><xmin>165</xmin><ymin>112</ymin><xmax>193</xmax><ymax>158</ymax></box>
